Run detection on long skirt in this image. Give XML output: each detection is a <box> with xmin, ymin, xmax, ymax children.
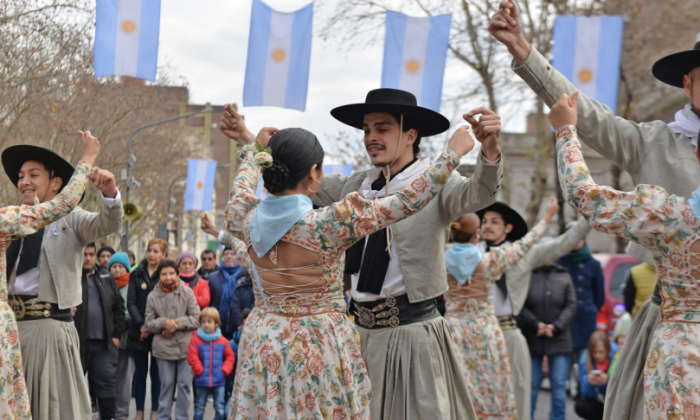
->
<box><xmin>0</xmin><ymin>302</ymin><xmax>30</xmax><ymax>419</ymax></box>
<box><xmin>18</xmin><ymin>318</ymin><xmax>91</xmax><ymax>420</ymax></box>
<box><xmin>603</xmin><ymin>298</ymin><xmax>660</xmax><ymax>420</ymax></box>
<box><xmin>358</xmin><ymin>316</ymin><xmax>476</xmax><ymax>420</ymax></box>
<box><xmin>503</xmin><ymin>327</ymin><xmax>531</xmax><ymax>420</ymax></box>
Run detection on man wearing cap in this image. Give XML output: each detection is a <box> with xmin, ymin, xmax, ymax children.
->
<box><xmin>218</xmin><ymin>88</ymin><xmax>502</xmax><ymax>420</ymax></box>
<box><xmin>1</xmin><ymin>145</ymin><xmax>124</xmax><ymax>420</ymax></box>
<box><xmin>476</xmin><ymin>202</ymin><xmax>590</xmax><ymax>419</ymax></box>
<box><xmin>489</xmin><ymin>2</ymin><xmax>700</xmax><ymax>418</ymax></box>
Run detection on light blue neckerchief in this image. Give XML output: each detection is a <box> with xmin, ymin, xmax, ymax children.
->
<box><xmin>688</xmin><ymin>186</ymin><xmax>700</xmax><ymax>224</ymax></box>
<box><xmin>197</xmin><ymin>327</ymin><xmax>221</xmax><ymax>342</ymax></box>
<box><xmin>445</xmin><ymin>243</ymin><xmax>483</xmax><ymax>285</ymax></box>
<box><xmin>249</xmin><ymin>194</ymin><xmax>313</xmax><ymax>302</ymax></box>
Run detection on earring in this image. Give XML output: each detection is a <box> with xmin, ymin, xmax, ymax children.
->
<box><xmin>308</xmin><ymin>179</ymin><xmax>321</xmax><ymax>193</ymax></box>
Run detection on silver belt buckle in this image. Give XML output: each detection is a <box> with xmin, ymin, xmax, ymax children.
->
<box><xmin>357</xmin><ymin>296</ymin><xmax>400</xmax><ymax>328</ymax></box>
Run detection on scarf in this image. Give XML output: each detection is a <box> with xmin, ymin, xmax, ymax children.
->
<box><xmin>668</xmin><ymin>104</ymin><xmax>700</xmax><ymax>146</ymax></box>
<box><xmin>565</xmin><ymin>243</ymin><xmax>591</xmax><ymax>264</ymax></box>
<box><xmin>114</xmin><ymin>272</ymin><xmax>130</xmax><ymax>288</ymax></box>
<box><xmin>197</xmin><ymin>327</ymin><xmax>222</xmax><ymax>342</ymax></box>
<box><xmin>159</xmin><ymin>279</ymin><xmax>179</xmax><ymax>293</ymax></box>
<box><xmin>6</xmin><ymin>228</ymin><xmax>44</xmax><ymax>278</ymax></box>
<box><xmin>219</xmin><ymin>262</ymin><xmax>245</xmax><ymax>331</ymax></box>
<box><xmin>346</xmin><ymin>158</ymin><xmax>427</xmax><ymax>295</ymax></box>
<box><xmin>688</xmin><ymin>186</ymin><xmax>700</xmax><ymax>224</ymax></box>
<box><xmin>445</xmin><ymin>243</ymin><xmax>483</xmax><ymax>285</ymax></box>
<box><xmin>180</xmin><ymin>272</ymin><xmax>200</xmax><ymax>289</ymax></box>
<box><xmin>249</xmin><ymin>194</ymin><xmax>313</xmax><ymax>257</ymax></box>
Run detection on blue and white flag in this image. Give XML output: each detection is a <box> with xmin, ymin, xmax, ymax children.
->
<box><xmin>381</xmin><ymin>11</ymin><xmax>452</xmax><ymax>112</ymax></box>
<box><xmin>94</xmin><ymin>0</ymin><xmax>161</xmax><ymax>82</ymax></box>
<box><xmin>243</xmin><ymin>0</ymin><xmax>313</xmax><ymax>111</ymax></box>
<box><xmin>553</xmin><ymin>16</ymin><xmax>624</xmax><ymax>114</ymax></box>
<box><xmin>323</xmin><ymin>164</ymin><xmax>353</xmax><ymax>177</ymax></box>
<box><xmin>184</xmin><ymin>159</ymin><xmax>217</xmax><ymax>211</ymax></box>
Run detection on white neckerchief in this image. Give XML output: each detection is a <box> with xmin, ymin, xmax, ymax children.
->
<box><xmin>668</xmin><ymin>104</ymin><xmax>700</xmax><ymax>146</ymax></box>
<box><xmin>358</xmin><ymin>158</ymin><xmax>431</xmax><ymax>200</ymax></box>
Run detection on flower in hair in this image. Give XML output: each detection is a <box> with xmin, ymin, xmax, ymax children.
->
<box><xmin>254</xmin><ymin>151</ymin><xmax>273</xmax><ymax>168</ymax></box>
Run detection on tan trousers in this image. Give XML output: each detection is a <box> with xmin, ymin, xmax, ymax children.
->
<box><xmin>503</xmin><ymin>327</ymin><xmax>531</xmax><ymax>420</ymax></box>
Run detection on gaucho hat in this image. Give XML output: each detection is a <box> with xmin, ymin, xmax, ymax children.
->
<box><xmin>476</xmin><ymin>202</ymin><xmax>528</xmax><ymax>242</ymax></box>
<box><xmin>2</xmin><ymin>145</ymin><xmax>76</xmax><ymax>192</ymax></box>
<box><xmin>652</xmin><ymin>41</ymin><xmax>700</xmax><ymax>88</ymax></box>
<box><xmin>330</xmin><ymin>88</ymin><xmax>450</xmax><ymax>137</ymax></box>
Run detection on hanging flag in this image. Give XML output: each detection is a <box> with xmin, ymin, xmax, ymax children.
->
<box><xmin>553</xmin><ymin>16</ymin><xmax>624</xmax><ymax>114</ymax></box>
<box><xmin>243</xmin><ymin>0</ymin><xmax>313</xmax><ymax>111</ymax></box>
<box><xmin>323</xmin><ymin>164</ymin><xmax>353</xmax><ymax>176</ymax></box>
<box><xmin>94</xmin><ymin>0</ymin><xmax>162</xmax><ymax>82</ymax></box>
<box><xmin>381</xmin><ymin>11</ymin><xmax>452</xmax><ymax>112</ymax></box>
<box><xmin>184</xmin><ymin>159</ymin><xmax>217</xmax><ymax>211</ymax></box>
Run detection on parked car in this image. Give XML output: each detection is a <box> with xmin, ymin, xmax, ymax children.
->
<box><xmin>591</xmin><ymin>253</ymin><xmax>642</xmax><ymax>336</ymax></box>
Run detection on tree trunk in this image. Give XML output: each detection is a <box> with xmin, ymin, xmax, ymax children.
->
<box><xmin>524</xmin><ymin>97</ymin><xmax>551</xmax><ymax>227</ymax></box>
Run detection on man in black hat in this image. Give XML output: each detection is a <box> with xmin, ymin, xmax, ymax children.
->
<box><xmin>2</xmin><ymin>140</ymin><xmax>124</xmax><ymax>420</ymax></box>
<box><xmin>490</xmin><ymin>2</ymin><xmax>700</xmax><ymax>418</ymax></box>
<box><xmin>218</xmin><ymin>88</ymin><xmax>503</xmax><ymax>420</ymax></box>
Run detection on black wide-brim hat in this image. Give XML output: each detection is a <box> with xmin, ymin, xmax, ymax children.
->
<box><xmin>2</xmin><ymin>145</ymin><xmax>76</xmax><ymax>192</ymax></box>
<box><xmin>476</xmin><ymin>202</ymin><xmax>528</xmax><ymax>242</ymax></box>
<box><xmin>330</xmin><ymin>88</ymin><xmax>450</xmax><ymax>137</ymax></box>
<box><xmin>652</xmin><ymin>41</ymin><xmax>700</xmax><ymax>88</ymax></box>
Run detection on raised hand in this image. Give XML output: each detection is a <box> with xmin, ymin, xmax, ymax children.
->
<box><xmin>488</xmin><ymin>0</ymin><xmax>531</xmax><ymax>65</ymax></box>
<box><xmin>446</xmin><ymin>126</ymin><xmax>475</xmax><ymax>157</ymax></box>
<box><xmin>548</xmin><ymin>92</ymin><xmax>579</xmax><ymax>130</ymax></box>
<box><xmin>79</xmin><ymin>130</ymin><xmax>100</xmax><ymax>166</ymax></box>
<box><xmin>463</xmin><ymin>108</ymin><xmax>501</xmax><ymax>161</ymax></box>
<box><xmin>87</xmin><ymin>167</ymin><xmax>118</xmax><ymax>198</ymax></box>
<box><xmin>542</xmin><ymin>197</ymin><xmax>560</xmax><ymax>223</ymax></box>
<box><xmin>256</xmin><ymin>127</ymin><xmax>279</xmax><ymax>148</ymax></box>
<box><xmin>201</xmin><ymin>213</ymin><xmax>221</xmax><ymax>237</ymax></box>
<box><xmin>219</xmin><ymin>104</ymin><xmax>254</xmax><ymax>147</ymax></box>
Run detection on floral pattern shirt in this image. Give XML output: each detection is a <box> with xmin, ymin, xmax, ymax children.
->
<box><xmin>224</xmin><ymin>147</ymin><xmax>459</xmax><ymax>420</ymax></box>
<box><xmin>557</xmin><ymin>125</ymin><xmax>700</xmax><ymax>419</ymax></box>
<box><xmin>0</xmin><ymin>160</ymin><xmax>90</xmax><ymax>419</ymax></box>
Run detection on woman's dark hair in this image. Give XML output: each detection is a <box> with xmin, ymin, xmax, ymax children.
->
<box><xmin>156</xmin><ymin>259</ymin><xmax>179</xmax><ymax>278</ymax></box>
<box><xmin>390</xmin><ymin>113</ymin><xmax>423</xmax><ymax>156</ymax></box>
<box><xmin>262</xmin><ymin>128</ymin><xmax>324</xmax><ymax>195</ymax></box>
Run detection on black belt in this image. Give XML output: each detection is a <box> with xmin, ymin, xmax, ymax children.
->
<box><xmin>498</xmin><ymin>315</ymin><xmax>518</xmax><ymax>330</ymax></box>
<box><xmin>352</xmin><ymin>294</ymin><xmax>439</xmax><ymax>329</ymax></box>
<box><xmin>9</xmin><ymin>295</ymin><xmax>72</xmax><ymax>322</ymax></box>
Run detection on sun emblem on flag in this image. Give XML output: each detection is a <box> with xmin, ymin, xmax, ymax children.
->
<box><xmin>405</xmin><ymin>59</ymin><xmax>421</xmax><ymax>74</ymax></box>
<box><xmin>121</xmin><ymin>20</ymin><xmax>137</xmax><ymax>34</ymax></box>
<box><xmin>197</xmin><ymin>181</ymin><xmax>204</xmax><ymax>189</ymax></box>
<box><xmin>578</xmin><ymin>69</ymin><xmax>593</xmax><ymax>84</ymax></box>
<box><xmin>272</xmin><ymin>49</ymin><xmax>286</xmax><ymax>62</ymax></box>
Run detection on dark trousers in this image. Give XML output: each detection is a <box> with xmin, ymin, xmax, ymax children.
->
<box><xmin>82</xmin><ymin>340</ymin><xmax>118</xmax><ymax>420</ymax></box>
<box><xmin>133</xmin><ymin>349</ymin><xmax>161</xmax><ymax>412</ymax></box>
<box><xmin>575</xmin><ymin>399</ymin><xmax>605</xmax><ymax>420</ymax></box>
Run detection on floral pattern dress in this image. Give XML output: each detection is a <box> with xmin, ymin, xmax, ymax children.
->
<box><xmin>556</xmin><ymin>125</ymin><xmax>700</xmax><ymax>420</ymax></box>
<box><xmin>223</xmin><ymin>147</ymin><xmax>460</xmax><ymax>420</ymax></box>
<box><xmin>444</xmin><ymin>220</ymin><xmax>546</xmax><ymax>420</ymax></box>
<box><xmin>0</xmin><ymin>160</ymin><xmax>90</xmax><ymax>419</ymax></box>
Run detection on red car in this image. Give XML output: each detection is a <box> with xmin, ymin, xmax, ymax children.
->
<box><xmin>591</xmin><ymin>253</ymin><xmax>642</xmax><ymax>336</ymax></box>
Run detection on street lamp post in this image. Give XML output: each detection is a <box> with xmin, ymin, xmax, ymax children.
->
<box><xmin>123</xmin><ymin>107</ymin><xmax>213</xmax><ymax>250</ymax></box>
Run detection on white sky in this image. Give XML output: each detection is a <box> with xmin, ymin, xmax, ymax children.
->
<box><xmin>157</xmin><ymin>0</ymin><xmax>530</xmax><ymax>158</ymax></box>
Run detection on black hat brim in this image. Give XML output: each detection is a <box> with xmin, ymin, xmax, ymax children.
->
<box><xmin>476</xmin><ymin>202</ymin><xmax>529</xmax><ymax>242</ymax></box>
<box><xmin>2</xmin><ymin>145</ymin><xmax>76</xmax><ymax>193</ymax></box>
<box><xmin>652</xmin><ymin>50</ymin><xmax>700</xmax><ymax>88</ymax></box>
<box><xmin>330</xmin><ymin>103</ymin><xmax>450</xmax><ymax>137</ymax></box>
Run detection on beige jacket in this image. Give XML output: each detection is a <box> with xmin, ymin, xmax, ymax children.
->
<box><xmin>144</xmin><ymin>284</ymin><xmax>200</xmax><ymax>360</ymax></box>
<box><xmin>514</xmin><ymin>48</ymin><xmax>699</xmax><ymax>264</ymax></box>
<box><xmin>38</xmin><ymin>202</ymin><xmax>123</xmax><ymax>309</ymax></box>
<box><xmin>312</xmin><ymin>154</ymin><xmax>502</xmax><ymax>303</ymax></box>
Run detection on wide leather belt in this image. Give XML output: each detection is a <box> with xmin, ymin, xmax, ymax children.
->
<box><xmin>10</xmin><ymin>295</ymin><xmax>72</xmax><ymax>322</ymax></box>
<box><xmin>498</xmin><ymin>315</ymin><xmax>518</xmax><ymax>330</ymax></box>
<box><xmin>352</xmin><ymin>294</ymin><xmax>439</xmax><ymax>329</ymax></box>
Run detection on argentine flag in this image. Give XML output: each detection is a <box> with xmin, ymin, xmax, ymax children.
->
<box><xmin>553</xmin><ymin>16</ymin><xmax>624</xmax><ymax>114</ymax></box>
<box><xmin>94</xmin><ymin>0</ymin><xmax>161</xmax><ymax>82</ymax></box>
<box><xmin>243</xmin><ymin>0</ymin><xmax>313</xmax><ymax>112</ymax></box>
<box><xmin>184</xmin><ymin>159</ymin><xmax>217</xmax><ymax>211</ymax></box>
<box><xmin>381</xmin><ymin>11</ymin><xmax>452</xmax><ymax>112</ymax></box>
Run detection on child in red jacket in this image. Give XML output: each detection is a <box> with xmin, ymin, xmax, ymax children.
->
<box><xmin>187</xmin><ymin>307</ymin><xmax>235</xmax><ymax>420</ymax></box>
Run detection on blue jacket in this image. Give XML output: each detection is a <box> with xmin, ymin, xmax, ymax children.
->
<box><xmin>557</xmin><ymin>253</ymin><xmax>605</xmax><ymax>351</ymax></box>
<box><xmin>187</xmin><ymin>328</ymin><xmax>235</xmax><ymax>388</ymax></box>
<box><xmin>208</xmin><ymin>264</ymin><xmax>246</xmax><ymax>311</ymax></box>
<box><xmin>578</xmin><ymin>344</ymin><xmax>617</xmax><ymax>401</ymax></box>
<box><xmin>229</xmin><ymin>274</ymin><xmax>255</xmax><ymax>334</ymax></box>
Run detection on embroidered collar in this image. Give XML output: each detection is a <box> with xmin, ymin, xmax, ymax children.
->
<box><xmin>249</xmin><ymin>194</ymin><xmax>313</xmax><ymax>257</ymax></box>
<box><xmin>445</xmin><ymin>243</ymin><xmax>483</xmax><ymax>285</ymax></box>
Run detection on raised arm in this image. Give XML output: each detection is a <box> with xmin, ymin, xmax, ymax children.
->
<box><xmin>526</xmin><ymin>217</ymin><xmax>591</xmax><ymax>268</ymax></box>
<box><xmin>222</xmin><ymin>139</ymin><xmax>266</xmax><ymax>240</ymax></box>
<box><xmin>201</xmin><ymin>213</ymin><xmax>253</xmax><ymax>274</ymax></box>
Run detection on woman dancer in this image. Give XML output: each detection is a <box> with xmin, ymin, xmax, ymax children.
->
<box><xmin>225</xmin><ymin>123</ymin><xmax>477</xmax><ymax>419</ymax></box>
<box><xmin>443</xmin><ymin>198</ymin><xmax>557</xmax><ymax>419</ymax></box>
<box><xmin>552</xmin><ymin>91</ymin><xmax>700</xmax><ymax>419</ymax></box>
<box><xmin>0</xmin><ymin>131</ymin><xmax>100</xmax><ymax>417</ymax></box>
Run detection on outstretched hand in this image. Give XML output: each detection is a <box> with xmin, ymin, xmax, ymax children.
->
<box><xmin>446</xmin><ymin>126</ymin><xmax>475</xmax><ymax>157</ymax></box>
<box><xmin>79</xmin><ymin>130</ymin><xmax>100</xmax><ymax>166</ymax></box>
<box><xmin>256</xmin><ymin>127</ymin><xmax>279</xmax><ymax>148</ymax></box>
<box><xmin>201</xmin><ymin>214</ymin><xmax>221</xmax><ymax>237</ymax></box>
<box><xmin>219</xmin><ymin>104</ymin><xmax>254</xmax><ymax>147</ymax></box>
<box><xmin>463</xmin><ymin>108</ymin><xmax>501</xmax><ymax>161</ymax></box>
<box><xmin>548</xmin><ymin>92</ymin><xmax>579</xmax><ymax>130</ymax></box>
<box><xmin>542</xmin><ymin>197</ymin><xmax>560</xmax><ymax>223</ymax></box>
<box><xmin>488</xmin><ymin>0</ymin><xmax>531</xmax><ymax>65</ymax></box>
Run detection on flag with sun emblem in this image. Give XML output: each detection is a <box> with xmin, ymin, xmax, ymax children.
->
<box><xmin>243</xmin><ymin>0</ymin><xmax>313</xmax><ymax>111</ymax></box>
<box><xmin>94</xmin><ymin>0</ymin><xmax>162</xmax><ymax>82</ymax></box>
<box><xmin>553</xmin><ymin>16</ymin><xmax>624</xmax><ymax>114</ymax></box>
<box><xmin>184</xmin><ymin>159</ymin><xmax>217</xmax><ymax>211</ymax></box>
<box><xmin>381</xmin><ymin>11</ymin><xmax>452</xmax><ymax>112</ymax></box>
